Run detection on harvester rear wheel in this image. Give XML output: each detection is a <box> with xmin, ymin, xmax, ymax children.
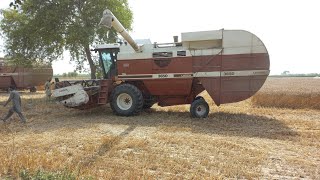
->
<box><xmin>194</xmin><ymin>96</ymin><xmax>204</xmax><ymax>101</ymax></box>
<box><xmin>190</xmin><ymin>98</ymin><xmax>209</xmax><ymax>118</ymax></box>
<box><xmin>110</xmin><ymin>84</ymin><xmax>143</xmax><ymax>116</ymax></box>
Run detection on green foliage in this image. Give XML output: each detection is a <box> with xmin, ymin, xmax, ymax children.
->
<box><xmin>96</xmin><ymin>68</ymin><xmax>103</xmax><ymax>79</ymax></box>
<box><xmin>67</xmin><ymin>72</ymin><xmax>78</xmax><ymax>77</ymax></box>
<box><xmin>19</xmin><ymin>169</ymin><xmax>77</xmax><ymax>180</ymax></box>
<box><xmin>0</xmin><ymin>56</ymin><xmax>52</xmax><ymax>68</ymax></box>
<box><xmin>1</xmin><ymin>0</ymin><xmax>133</xmax><ymax>78</ymax></box>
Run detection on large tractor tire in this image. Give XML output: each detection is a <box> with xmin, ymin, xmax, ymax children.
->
<box><xmin>194</xmin><ymin>96</ymin><xmax>204</xmax><ymax>101</ymax></box>
<box><xmin>190</xmin><ymin>98</ymin><xmax>209</xmax><ymax>118</ymax></box>
<box><xmin>110</xmin><ymin>84</ymin><xmax>143</xmax><ymax>116</ymax></box>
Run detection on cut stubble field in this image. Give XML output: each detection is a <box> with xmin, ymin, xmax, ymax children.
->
<box><xmin>0</xmin><ymin>77</ymin><xmax>319</xmax><ymax>179</ymax></box>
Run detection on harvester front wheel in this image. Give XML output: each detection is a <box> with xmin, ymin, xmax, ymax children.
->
<box><xmin>110</xmin><ymin>84</ymin><xmax>143</xmax><ymax>116</ymax></box>
<box><xmin>190</xmin><ymin>98</ymin><xmax>209</xmax><ymax>118</ymax></box>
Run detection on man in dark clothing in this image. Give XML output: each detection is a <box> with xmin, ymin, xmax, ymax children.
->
<box><xmin>1</xmin><ymin>86</ymin><xmax>26</xmax><ymax>123</ymax></box>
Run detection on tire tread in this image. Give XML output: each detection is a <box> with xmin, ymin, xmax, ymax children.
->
<box><xmin>110</xmin><ymin>83</ymin><xmax>143</xmax><ymax>116</ymax></box>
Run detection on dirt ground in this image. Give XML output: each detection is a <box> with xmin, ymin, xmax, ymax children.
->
<box><xmin>0</xmin><ymin>80</ymin><xmax>319</xmax><ymax>179</ymax></box>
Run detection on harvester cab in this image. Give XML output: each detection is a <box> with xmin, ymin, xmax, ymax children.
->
<box><xmin>93</xmin><ymin>43</ymin><xmax>120</xmax><ymax>79</ymax></box>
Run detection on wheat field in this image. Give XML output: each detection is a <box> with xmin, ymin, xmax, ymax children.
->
<box><xmin>0</xmin><ymin>77</ymin><xmax>319</xmax><ymax>179</ymax></box>
<box><xmin>252</xmin><ymin>77</ymin><xmax>320</xmax><ymax>109</ymax></box>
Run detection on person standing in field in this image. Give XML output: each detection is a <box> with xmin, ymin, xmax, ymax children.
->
<box><xmin>44</xmin><ymin>78</ymin><xmax>53</xmax><ymax>100</ymax></box>
<box><xmin>1</xmin><ymin>86</ymin><xmax>26</xmax><ymax>123</ymax></box>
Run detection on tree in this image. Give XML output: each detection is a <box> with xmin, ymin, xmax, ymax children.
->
<box><xmin>67</xmin><ymin>71</ymin><xmax>78</xmax><ymax>78</ymax></box>
<box><xmin>1</xmin><ymin>0</ymin><xmax>133</xmax><ymax>78</ymax></box>
<box><xmin>281</xmin><ymin>71</ymin><xmax>290</xmax><ymax>75</ymax></box>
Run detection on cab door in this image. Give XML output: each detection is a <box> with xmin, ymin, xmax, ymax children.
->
<box><xmin>98</xmin><ymin>48</ymin><xmax>119</xmax><ymax>79</ymax></box>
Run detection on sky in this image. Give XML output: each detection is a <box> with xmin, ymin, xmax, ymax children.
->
<box><xmin>1</xmin><ymin>0</ymin><xmax>319</xmax><ymax>75</ymax></box>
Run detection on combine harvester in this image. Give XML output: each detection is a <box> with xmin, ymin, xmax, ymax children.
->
<box><xmin>53</xmin><ymin>9</ymin><xmax>270</xmax><ymax>118</ymax></box>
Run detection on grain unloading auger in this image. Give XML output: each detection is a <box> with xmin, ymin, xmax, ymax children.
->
<box><xmin>52</xmin><ymin>9</ymin><xmax>270</xmax><ymax>118</ymax></box>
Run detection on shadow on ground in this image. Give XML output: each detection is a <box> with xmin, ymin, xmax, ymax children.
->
<box><xmin>0</xmin><ymin>104</ymin><xmax>298</xmax><ymax>141</ymax></box>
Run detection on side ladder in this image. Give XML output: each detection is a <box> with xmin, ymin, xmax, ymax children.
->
<box><xmin>98</xmin><ymin>80</ymin><xmax>109</xmax><ymax>104</ymax></box>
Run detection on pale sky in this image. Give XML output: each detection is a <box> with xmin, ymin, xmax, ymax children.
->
<box><xmin>1</xmin><ymin>0</ymin><xmax>319</xmax><ymax>75</ymax></box>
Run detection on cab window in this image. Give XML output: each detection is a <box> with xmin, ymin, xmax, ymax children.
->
<box><xmin>101</xmin><ymin>51</ymin><xmax>112</xmax><ymax>74</ymax></box>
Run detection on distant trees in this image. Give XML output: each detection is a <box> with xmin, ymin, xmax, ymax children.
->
<box><xmin>62</xmin><ymin>72</ymin><xmax>78</xmax><ymax>78</ymax></box>
<box><xmin>277</xmin><ymin>71</ymin><xmax>320</xmax><ymax>77</ymax></box>
<box><xmin>281</xmin><ymin>71</ymin><xmax>290</xmax><ymax>75</ymax></box>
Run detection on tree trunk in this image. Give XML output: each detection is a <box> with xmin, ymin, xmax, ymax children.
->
<box><xmin>84</xmin><ymin>45</ymin><xmax>96</xmax><ymax>79</ymax></box>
